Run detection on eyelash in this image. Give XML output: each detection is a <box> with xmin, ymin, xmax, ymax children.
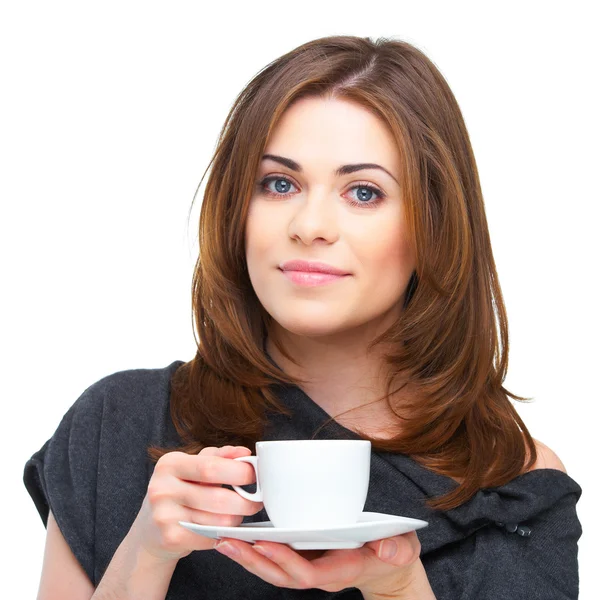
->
<box><xmin>257</xmin><ymin>175</ymin><xmax>386</xmax><ymax>208</ymax></box>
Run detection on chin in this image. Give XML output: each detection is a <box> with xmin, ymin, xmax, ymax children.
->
<box><xmin>268</xmin><ymin>308</ymin><xmax>346</xmax><ymax>337</ymax></box>
<box><xmin>268</xmin><ymin>311</ymin><xmax>360</xmax><ymax>339</ymax></box>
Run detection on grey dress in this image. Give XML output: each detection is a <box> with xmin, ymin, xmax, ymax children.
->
<box><xmin>23</xmin><ymin>360</ymin><xmax>582</xmax><ymax>599</ymax></box>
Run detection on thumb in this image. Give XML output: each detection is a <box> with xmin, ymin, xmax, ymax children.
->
<box><xmin>366</xmin><ymin>531</ymin><xmax>421</xmax><ymax>565</ymax></box>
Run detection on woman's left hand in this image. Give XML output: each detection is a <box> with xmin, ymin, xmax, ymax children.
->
<box><xmin>213</xmin><ymin>530</ymin><xmax>427</xmax><ymax>597</ymax></box>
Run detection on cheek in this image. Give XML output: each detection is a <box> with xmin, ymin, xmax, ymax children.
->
<box><xmin>360</xmin><ymin>220</ymin><xmax>412</xmax><ymax>270</ymax></box>
<box><xmin>354</xmin><ymin>220</ymin><xmax>414</xmax><ymax>297</ymax></box>
<box><xmin>245</xmin><ymin>203</ymin><xmax>265</xmax><ymax>255</ymax></box>
<box><xmin>245</xmin><ymin>202</ymin><xmax>277</xmax><ymax>277</ymax></box>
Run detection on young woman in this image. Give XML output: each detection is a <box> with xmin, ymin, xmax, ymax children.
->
<box><xmin>24</xmin><ymin>35</ymin><xmax>582</xmax><ymax>600</ymax></box>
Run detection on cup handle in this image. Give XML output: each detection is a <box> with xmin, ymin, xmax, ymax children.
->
<box><xmin>231</xmin><ymin>456</ymin><xmax>263</xmax><ymax>502</ymax></box>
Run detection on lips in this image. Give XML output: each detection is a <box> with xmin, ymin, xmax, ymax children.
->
<box><xmin>279</xmin><ymin>260</ymin><xmax>350</xmax><ymax>276</ymax></box>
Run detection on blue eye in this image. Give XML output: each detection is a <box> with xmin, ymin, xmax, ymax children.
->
<box><xmin>262</xmin><ymin>176</ymin><xmax>296</xmax><ymax>196</ymax></box>
<box><xmin>257</xmin><ymin>175</ymin><xmax>386</xmax><ymax>209</ymax></box>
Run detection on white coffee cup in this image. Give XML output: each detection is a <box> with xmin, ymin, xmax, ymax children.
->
<box><xmin>231</xmin><ymin>440</ymin><xmax>371</xmax><ymax>529</ymax></box>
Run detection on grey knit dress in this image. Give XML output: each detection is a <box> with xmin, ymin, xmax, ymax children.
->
<box><xmin>24</xmin><ymin>360</ymin><xmax>582</xmax><ymax>599</ymax></box>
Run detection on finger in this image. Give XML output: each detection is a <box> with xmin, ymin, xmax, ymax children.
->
<box><xmin>249</xmin><ymin>541</ymin><xmax>363</xmax><ymax>591</ymax></box>
<box><xmin>393</xmin><ymin>531</ymin><xmax>421</xmax><ymax>564</ymax></box>
<box><xmin>199</xmin><ymin>445</ymin><xmax>252</xmax><ymax>457</ymax></box>
<box><xmin>176</xmin><ymin>505</ymin><xmax>240</xmax><ymax>551</ymax></box>
<box><xmin>253</xmin><ymin>541</ymin><xmax>330</xmax><ymax>588</ymax></box>
<box><xmin>175</xmin><ymin>478</ymin><xmax>264</xmax><ymax>516</ymax></box>
<box><xmin>198</xmin><ymin>447</ymin><xmax>256</xmax><ymax>486</ymax></box>
<box><xmin>182</xmin><ymin>506</ymin><xmax>246</xmax><ymax>527</ymax></box>
<box><xmin>214</xmin><ymin>539</ymin><xmax>296</xmax><ymax>589</ymax></box>
<box><xmin>162</xmin><ymin>447</ymin><xmax>257</xmax><ymax>486</ymax></box>
<box><xmin>367</xmin><ymin>531</ymin><xmax>421</xmax><ymax>564</ymax></box>
<box><xmin>195</xmin><ymin>446</ymin><xmax>252</xmax><ymax>486</ymax></box>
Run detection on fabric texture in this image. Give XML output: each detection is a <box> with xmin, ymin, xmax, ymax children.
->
<box><xmin>23</xmin><ymin>359</ymin><xmax>583</xmax><ymax>599</ymax></box>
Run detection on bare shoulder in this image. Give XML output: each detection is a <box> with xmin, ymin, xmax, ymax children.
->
<box><xmin>528</xmin><ymin>438</ymin><xmax>568</xmax><ymax>474</ymax></box>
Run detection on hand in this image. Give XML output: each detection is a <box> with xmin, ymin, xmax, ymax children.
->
<box><xmin>127</xmin><ymin>446</ymin><xmax>265</xmax><ymax>563</ymax></box>
<box><xmin>213</xmin><ymin>529</ymin><xmax>424</xmax><ymax>595</ymax></box>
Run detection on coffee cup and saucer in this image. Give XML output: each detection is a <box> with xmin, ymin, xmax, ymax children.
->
<box><xmin>179</xmin><ymin>440</ymin><xmax>428</xmax><ymax>550</ymax></box>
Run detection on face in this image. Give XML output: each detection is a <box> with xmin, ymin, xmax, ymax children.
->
<box><xmin>245</xmin><ymin>96</ymin><xmax>415</xmax><ymax>344</ymax></box>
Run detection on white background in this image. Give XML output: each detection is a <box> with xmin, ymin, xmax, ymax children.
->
<box><xmin>2</xmin><ymin>1</ymin><xmax>598</xmax><ymax>596</ymax></box>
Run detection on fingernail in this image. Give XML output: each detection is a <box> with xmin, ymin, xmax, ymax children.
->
<box><xmin>253</xmin><ymin>545</ymin><xmax>272</xmax><ymax>558</ymax></box>
<box><xmin>214</xmin><ymin>541</ymin><xmax>240</xmax><ymax>558</ymax></box>
<box><xmin>379</xmin><ymin>540</ymin><xmax>397</xmax><ymax>560</ymax></box>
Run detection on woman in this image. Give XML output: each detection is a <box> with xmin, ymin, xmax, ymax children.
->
<box><xmin>24</xmin><ymin>35</ymin><xmax>582</xmax><ymax>599</ymax></box>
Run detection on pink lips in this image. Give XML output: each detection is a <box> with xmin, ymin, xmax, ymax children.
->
<box><xmin>279</xmin><ymin>260</ymin><xmax>351</xmax><ymax>287</ymax></box>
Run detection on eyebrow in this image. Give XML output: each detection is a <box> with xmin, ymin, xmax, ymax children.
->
<box><xmin>261</xmin><ymin>154</ymin><xmax>400</xmax><ymax>185</ymax></box>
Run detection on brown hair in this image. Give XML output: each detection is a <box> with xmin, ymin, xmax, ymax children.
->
<box><xmin>147</xmin><ymin>34</ymin><xmax>537</xmax><ymax>511</ymax></box>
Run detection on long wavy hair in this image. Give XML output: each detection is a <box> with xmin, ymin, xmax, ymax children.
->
<box><xmin>147</xmin><ymin>35</ymin><xmax>537</xmax><ymax>511</ymax></box>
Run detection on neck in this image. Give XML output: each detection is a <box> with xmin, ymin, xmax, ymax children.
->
<box><xmin>264</xmin><ymin>325</ymin><xmax>413</xmax><ymax>438</ymax></box>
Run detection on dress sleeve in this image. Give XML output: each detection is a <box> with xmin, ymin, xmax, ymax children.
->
<box><xmin>422</xmin><ymin>469</ymin><xmax>583</xmax><ymax>600</ymax></box>
<box><xmin>505</xmin><ymin>475</ymin><xmax>582</xmax><ymax>599</ymax></box>
<box><xmin>23</xmin><ymin>380</ymin><xmax>106</xmax><ymax>585</ymax></box>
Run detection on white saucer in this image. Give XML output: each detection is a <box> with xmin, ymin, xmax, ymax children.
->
<box><xmin>179</xmin><ymin>512</ymin><xmax>429</xmax><ymax>550</ymax></box>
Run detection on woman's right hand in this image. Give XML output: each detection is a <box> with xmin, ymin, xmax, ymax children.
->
<box><xmin>128</xmin><ymin>445</ymin><xmax>264</xmax><ymax>563</ymax></box>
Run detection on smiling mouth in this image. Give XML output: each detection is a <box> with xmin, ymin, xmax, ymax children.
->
<box><xmin>280</xmin><ymin>269</ymin><xmax>350</xmax><ymax>287</ymax></box>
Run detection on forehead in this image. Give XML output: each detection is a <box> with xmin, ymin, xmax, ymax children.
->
<box><xmin>264</xmin><ymin>97</ymin><xmax>401</xmax><ymax>171</ymax></box>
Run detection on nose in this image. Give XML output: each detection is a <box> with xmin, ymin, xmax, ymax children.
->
<box><xmin>288</xmin><ymin>189</ymin><xmax>339</xmax><ymax>245</ymax></box>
